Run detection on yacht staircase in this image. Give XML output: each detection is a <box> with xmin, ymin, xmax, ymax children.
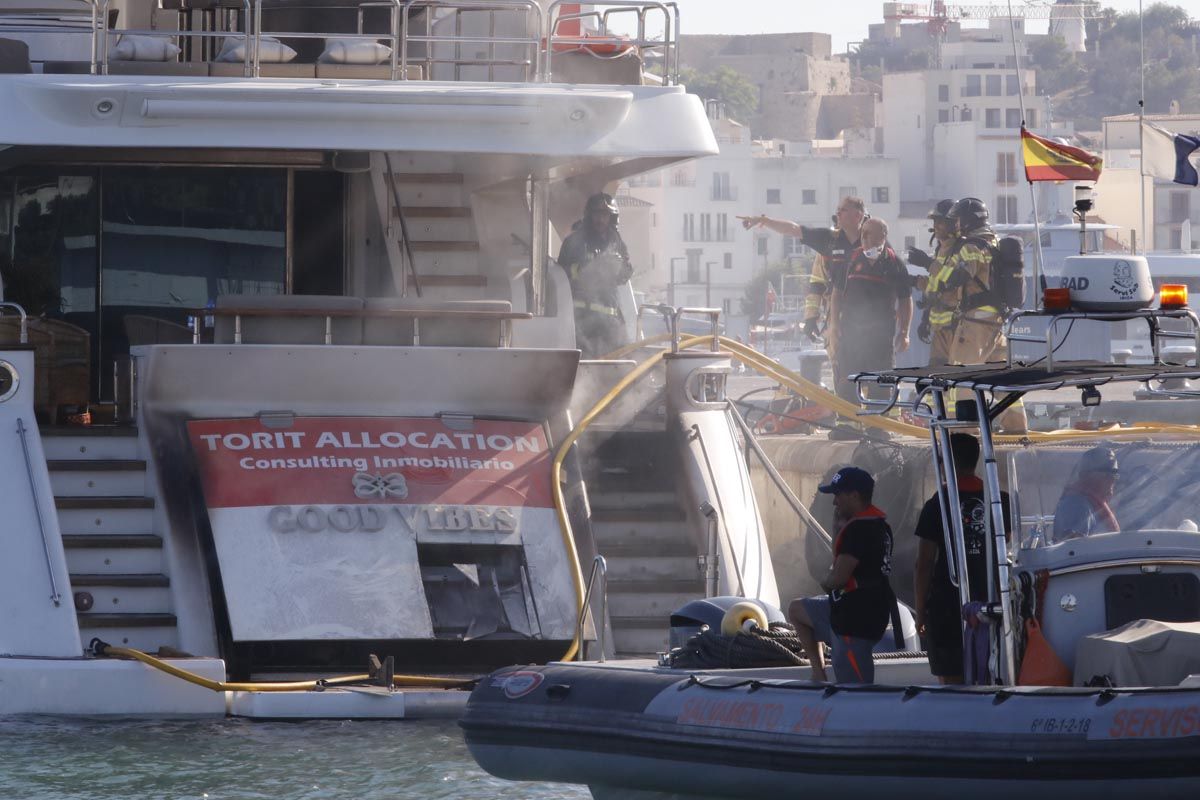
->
<box><xmin>583</xmin><ymin>430</ymin><xmax>704</xmax><ymax>658</ymax></box>
<box><xmin>42</xmin><ymin>428</ymin><xmax>178</xmax><ymax>654</ymax></box>
<box><xmin>375</xmin><ymin>156</ymin><xmax>488</xmax><ymax>299</ymax></box>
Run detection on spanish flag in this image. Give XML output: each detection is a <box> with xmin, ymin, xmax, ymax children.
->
<box><xmin>1021</xmin><ymin>127</ymin><xmax>1103</xmax><ymax>182</ymax></box>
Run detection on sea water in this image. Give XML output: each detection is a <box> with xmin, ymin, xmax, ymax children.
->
<box><xmin>0</xmin><ymin>718</ymin><xmax>588</xmax><ymax>800</ymax></box>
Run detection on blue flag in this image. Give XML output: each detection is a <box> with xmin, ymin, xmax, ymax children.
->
<box><xmin>1144</xmin><ymin>122</ymin><xmax>1200</xmax><ymax>187</ymax></box>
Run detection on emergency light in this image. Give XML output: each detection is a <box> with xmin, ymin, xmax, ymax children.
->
<box><xmin>1159</xmin><ymin>284</ymin><xmax>1189</xmax><ymax>310</ymax></box>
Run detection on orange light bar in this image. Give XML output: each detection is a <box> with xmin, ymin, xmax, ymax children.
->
<box><xmin>1160</xmin><ymin>284</ymin><xmax>1189</xmax><ymax>309</ymax></box>
<box><xmin>1043</xmin><ymin>287</ymin><xmax>1072</xmax><ymax>311</ymax></box>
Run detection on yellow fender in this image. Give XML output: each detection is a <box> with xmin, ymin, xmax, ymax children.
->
<box><xmin>720</xmin><ymin>601</ymin><xmax>768</xmax><ymax>636</ymax></box>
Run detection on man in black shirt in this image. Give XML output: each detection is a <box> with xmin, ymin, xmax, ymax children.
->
<box><xmin>912</xmin><ymin>433</ymin><xmax>1010</xmax><ymax>684</ymax></box>
<box><xmin>787</xmin><ymin>466</ymin><xmax>895</xmax><ymax>683</ymax></box>
<box><xmin>557</xmin><ymin>193</ymin><xmax>634</xmax><ymax>357</ymax></box>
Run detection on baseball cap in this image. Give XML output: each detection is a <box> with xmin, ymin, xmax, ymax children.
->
<box><xmin>1080</xmin><ymin>447</ymin><xmax>1119</xmax><ymax>474</ymax></box>
<box><xmin>818</xmin><ymin>466</ymin><xmax>875</xmax><ymax>495</ymax></box>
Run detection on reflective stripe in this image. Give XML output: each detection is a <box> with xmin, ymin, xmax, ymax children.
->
<box><xmin>574</xmin><ymin>300</ymin><xmax>620</xmax><ymax>316</ymax></box>
<box><xmin>926</xmin><ymin>258</ymin><xmax>957</xmax><ymax>327</ymax></box>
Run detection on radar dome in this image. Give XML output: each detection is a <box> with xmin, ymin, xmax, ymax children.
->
<box><xmin>1058</xmin><ymin>255</ymin><xmax>1153</xmax><ymax>312</ymax></box>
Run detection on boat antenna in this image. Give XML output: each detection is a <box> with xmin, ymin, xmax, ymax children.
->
<box><xmin>1137</xmin><ymin>0</ymin><xmax>1146</xmax><ymax>254</ymax></box>
<box><xmin>1008</xmin><ymin>0</ymin><xmax>1045</xmax><ymax>309</ymax></box>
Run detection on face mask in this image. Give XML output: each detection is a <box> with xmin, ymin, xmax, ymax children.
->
<box><xmin>863</xmin><ymin>245</ymin><xmax>883</xmax><ymax>260</ymax></box>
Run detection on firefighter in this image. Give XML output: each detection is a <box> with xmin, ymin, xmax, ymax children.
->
<box><xmin>558</xmin><ymin>193</ymin><xmax>634</xmax><ymax>357</ymax></box>
<box><xmin>907</xmin><ymin>199</ymin><xmax>958</xmax><ymax>365</ymax></box>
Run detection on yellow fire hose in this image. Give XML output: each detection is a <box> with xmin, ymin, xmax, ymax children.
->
<box><xmin>93</xmin><ymin>641</ymin><xmax>473</xmax><ymax>693</ymax></box>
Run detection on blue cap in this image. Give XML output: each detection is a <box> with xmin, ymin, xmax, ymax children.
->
<box><xmin>818</xmin><ymin>466</ymin><xmax>875</xmax><ymax>495</ymax></box>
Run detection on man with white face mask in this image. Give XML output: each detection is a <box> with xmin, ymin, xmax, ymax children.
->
<box><xmin>829</xmin><ymin>218</ymin><xmax>912</xmax><ymax>415</ymax></box>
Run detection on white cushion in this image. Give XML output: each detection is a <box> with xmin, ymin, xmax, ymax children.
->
<box><xmin>108</xmin><ymin>35</ymin><xmax>180</xmax><ymax>63</ymax></box>
<box><xmin>216</xmin><ymin>36</ymin><xmax>297</xmax><ymax>64</ymax></box>
<box><xmin>318</xmin><ymin>38</ymin><xmax>392</xmax><ymax>65</ymax></box>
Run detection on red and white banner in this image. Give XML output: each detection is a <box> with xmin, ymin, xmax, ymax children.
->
<box><xmin>188</xmin><ymin>417</ymin><xmax>552</xmax><ymax>509</ymax></box>
<box><xmin>185</xmin><ymin>417</ymin><xmax>565</xmax><ymax>642</ymax></box>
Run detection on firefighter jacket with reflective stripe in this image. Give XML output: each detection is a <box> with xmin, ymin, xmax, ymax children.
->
<box><xmin>803</xmin><ymin>254</ymin><xmax>829</xmax><ymax>321</ymax></box>
<box><xmin>952</xmin><ymin>232</ymin><xmax>1000</xmax><ymax>317</ymax></box>
<box><xmin>923</xmin><ymin>243</ymin><xmax>960</xmax><ymax>329</ymax></box>
<box><xmin>557</xmin><ymin>222</ymin><xmax>633</xmax><ymax>314</ymax></box>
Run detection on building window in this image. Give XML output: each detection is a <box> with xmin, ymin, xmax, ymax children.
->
<box><xmin>917</xmin><ymin>114</ymin><xmax>921</xmax><ymax>129</ymax></box>
<box><xmin>996</xmin><ymin>152</ymin><xmax>1017</xmax><ymax>185</ymax></box>
<box><xmin>961</xmin><ymin>107</ymin><xmax>973</xmax><ymax>121</ymax></box>
<box><xmin>938</xmin><ymin>109</ymin><xmax>950</xmax><ymax>123</ymax></box>
<box><xmin>682</xmin><ymin>213</ymin><xmax>695</xmax><ymax>241</ymax></box>
<box><xmin>838</xmin><ymin>186</ymin><xmax>858</xmax><ymax>200</ymax></box>
<box><xmin>802</xmin><ymin>189</ymin><xmax>817</xmax><ymax>205</ymax></box>
<box><xmin>996</xmin><ymin>194</ymin><xmax>1018</xmax><ymax>224</ymax></box>
<box><xmin>783</xmin><ymin>236</ymin><xmax>808</xmax><ymax>258</ymax></box>
<box><xmin>938</xmin><ymin>84</ymin><xmax>949</xmax><ymax>102</ymax></box>
<box><xmin>1026</xmin><ymin>109</ymin><xmax>1038</xmax><ymax>128</ymax></box>
<box><xmin>756</xmin><ymin>236</ymin><xmax>768</xmax><ymax>256</ymax></box>
<box><xmin>985</xmin><ymin>108</ymin><xmax>1001</xmax><ymax>129</ymax></box>
<box><xmin>1006</xmin><ymin>75</ymin><xmax>1019</xmax><ymax>96</ymax></box>
<box><xmin>1006</xmin><ymin>108</ymin><xmax>1022</xmax><ymax>129</ymax></box>
<box><xmin>985</xmin><ymin>74</ymin><xmax>1002</xmax><ymax>96</ymax></box>
<box><xmin>904</xmin><ymin>235</ymin><xmax>916</xmax><ymax>250</ymax></box>
<box><xmin>722</xmin><ymin>298</ymin><xmax>733</xmax><ymax>315</ymax></box>
<box><xmin>766</xmin><ymin>188</ymin><xmax>781</xmax><ymax>204</ymax></box>
<box><xmin>711</xmin><ymin>172</ymin><xmax>735</xmax><ymax>201</ymax></box>
<box><xmin>651</xmin><ymin>212</ymin><xmax>657</xmax><ymax>227</ymax></box>
<box><xmin>964</xmin><ymin>75</ymin><xmax>981</xmax><ymax>97</ymax></box>
<box><xmin>716</xmin><ymin>213</ymin><xmax>730</xmax><ymax>242</ymax></box>
<box><xmin>686</xmin><ymin>249</ymin><xmax>701</xmax><ymax>283</ymax></box>
<box><xmin>1169</xmin><ymin>191</ymin><xmax>1191</xmax><ymax>224</ymax></box>
<box><xmin>723</xmin><ymin>252</ymin><xmax>733</xmax><ymax>269</ymax></box>
<box><xmin>871</xmin><ymin>187</ymin><xmax>889</xmax><ymax>204</ymax></box>
<box><xmin>700</xmin><ymin>213</ymin><xmax>712</xmax><ymax>241</ymax></box>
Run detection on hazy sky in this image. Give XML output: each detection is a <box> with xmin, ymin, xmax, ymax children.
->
<box><xmin>677</xmin><ymin>1</ymin><xmax>1161</xmax><ymax>52</ymax></box>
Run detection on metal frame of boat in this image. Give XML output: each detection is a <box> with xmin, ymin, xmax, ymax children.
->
<box><xmin>0</xmin><ymin>1</ymin><xmax>793</xmax><ymax>719</ymax></box>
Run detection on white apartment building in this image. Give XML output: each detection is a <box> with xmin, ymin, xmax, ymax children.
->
<box><xmin>623</xmin><ymin>111</ymin><xmax>900</xmax><ymax>336</ymax></box>
<box><xmin>882</xmin><ymin>19</ymin><xmax>1075</xmax><ymax>246</ymax></box>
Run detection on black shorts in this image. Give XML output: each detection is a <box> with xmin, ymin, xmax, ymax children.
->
<box><xmin>925</xmin><ymin>607</ymin><xmax>964</xmax><ymax>678</ymax></box>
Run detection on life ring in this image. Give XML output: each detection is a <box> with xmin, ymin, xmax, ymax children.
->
<box><xmin>720</xmin><ymin>601</ymin><xmax>768</xmax><ymax>636</ymax></box>
<box><xmin>550</xmin><ymin>34</ymin><xmax>636</xmax><ymax>57</ymax></box>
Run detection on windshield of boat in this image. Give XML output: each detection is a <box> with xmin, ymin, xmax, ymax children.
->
<box><xmin>1009</xmin><ymin>440</ymin><xmax>1200</xmax><ymax>548</ymax></box>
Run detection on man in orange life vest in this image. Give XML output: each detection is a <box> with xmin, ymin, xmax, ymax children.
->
<box><xmin>1053</xmin><ymin>447</ymin><xmax>1120</xmax><ymax>541</ymax></box>
<box><xmin>787</xmin><ymin>466</ymin><xmax>895</xmax><ymax>684</ymax></box>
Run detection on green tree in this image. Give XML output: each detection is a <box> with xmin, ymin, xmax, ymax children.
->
<box><xmin>680</xmin><ymin>65</ymin><xmax>759</xmax><ymax>123</ymax></box>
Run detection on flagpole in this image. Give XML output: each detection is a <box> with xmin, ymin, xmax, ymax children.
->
<box><xmin>1008</xmin><ymin>1</ymin><xmax>1044</xmax><ymax>309</ymax></box>
<box><xmin>1138</xmin><ymin>0</ymin><xmax>1147</xmax><ymax>254</ymax></box>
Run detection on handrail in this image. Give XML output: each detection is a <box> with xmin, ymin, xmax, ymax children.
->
<box><xmin>402</xmin><ymin>0</ymin><xmax>543</xmax><ymax>82</ymax></box>
<box><xmin>699</xmin><ymin>501</ymin><xmax>719</xmax><ymax>597</ymax></box>
<box><xmin>669</xmin><ymin>306</ymin><xmax>720</xmax><ymax>353</ymax></box>
<box><xmin>0</xmin><ymin>302</ymin><xmax>29</xmax><ymax>344</ymax></box>
<box><xmin>575</xmin><ymin>554</ymin><xmax>608</xmax><ymax>662</ymax></box>
<box><xmin>544</xmin><ymin>0</ymin><xmax>676</xmax><ymax>84</ymax></box>
<box><xmin>383</xmin><ymin>152</ymin><xmax>423</xmax><ymax>297</ymax></box>
<box><xmin>1006</xmin><ymin>307</ymin><xmax>1200</xmax><ymax>372</ymax></box>
<box><xmin>16</xmin><ymin>418</ymin><xmax>61</xmax><ymax>607</ymax></box>
<box><xmin>100</xmin><ymin>0</ymin><xmax>253</xmax><ymax>76</ymax></box>
<box><xmin>726</xmin><ymin>399</ymin><xmax>832</xmax><ymax>551</ymax></box>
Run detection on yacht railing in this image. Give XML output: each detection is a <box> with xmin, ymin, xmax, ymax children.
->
<box><xmin>401</xmin><ymin>0</ymin><xmax>543</xmax><ymax>82</ymax></box>
<box><xmin>15</xmin><ymin>0</ymin><xmax>676</xmax><ymax>83</ymax></box>
<box><xmin>544</xmin><ymin>0</ymin><xmax>678</xmax><ymax>84</ymax></box>
<box><xmin>575</xmin><ymin>554</ymin><xmax>608</xmax><ymax>662</ymax></box>
<box><xmin>0</xmin><ymin>302</ymin><xmax>29</xmax><ymax>344</ymax></box>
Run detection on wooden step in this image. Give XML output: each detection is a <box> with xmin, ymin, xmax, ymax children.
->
<box><xmin>55</xmin><ymin>496</ymin><xmax>154</xmax><ymax>510</ymax></box>
<box><xmin>70</xmin><ymin>573</ymin><xmax>170</xmax><ymax>588</ymax></box>
<box><xmin>62</xmin><ymin>534</ymin><xmax>163</xmax><ymax>549</ymax></box>
<box><xmin>390</xmin><ymin>172</ymin><xmax>463</xmax><ymax>184</ymax></box>
<box><xmin>399</xmin><ymin>206</ymin><xmax>473</xmax><ymax>219</ymax></box>
<box><xmin>409</xmin><ymin>241</ymin><xmax>479</xmax><ymax>252</ymax></box>
<box><xmin>76</xmin><ymin>612</ymin><xmax>177</xmax><ymax>628</ymax></box>
<box><xmin>415</xmin><ymin>274</ymin><xmax>487</xmax><ymax>287</ymax></box>
<box><xmin>608</xmin><ymin>579</ymin><xmax>706</xmax><ymax>594</ymax></box>
<box><xmin>47</xmin><ymin>459</ymin><xmax>146</xmax><ymax>472</ymax></box>
<box><xmin>591</xmin><ymin>505</ymin><xmax>686</xmax><ymax>523</ymax></box>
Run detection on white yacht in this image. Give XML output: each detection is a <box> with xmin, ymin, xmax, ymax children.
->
<box><xmin>0</xmin><ymin>0</ymin><xmax>783</xmax><ymax>719</ymax></box>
